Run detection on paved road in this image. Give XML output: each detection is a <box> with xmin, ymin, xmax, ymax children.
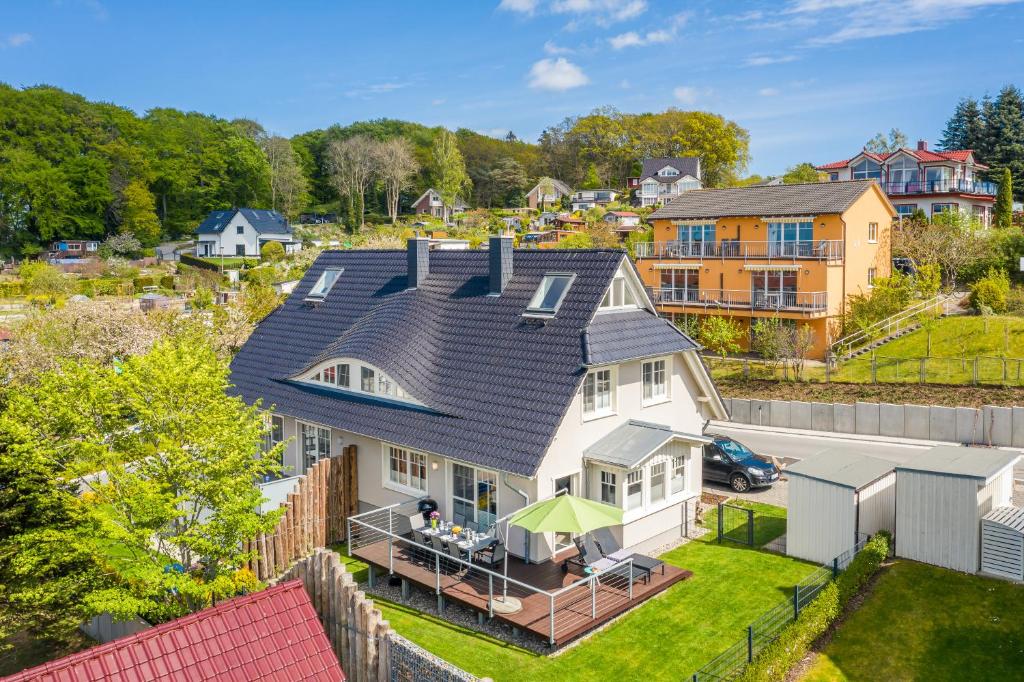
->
<box><xmin>704</xmin><ymin>421</ymin><xmax>1024</xmax><ymax>506</ymax></box>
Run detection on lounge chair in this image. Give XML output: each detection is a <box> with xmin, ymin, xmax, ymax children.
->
<box><xmin>566</xmin><ymin>535</ymin><xmax>617</xmax><ymax>573</ymax></box>
<box><xmin>591</xmin><ymin>527</ymin><xmax>665</xmax><ymax>583</ymax></box>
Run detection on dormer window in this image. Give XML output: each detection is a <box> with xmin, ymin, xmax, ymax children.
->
<box><xmin>526</xmin><ymin>273</ymin><xmax>575</xmax><ymax>317</ymax></box>
<box><xmin>658</xmin><ymin>166</ymin><xmax>679</xmax><ymax>177</ymax></box>
<box><xmin>299</xmin><ymin>358</ymin><xmax>420</xmax><ymax>405</ymax></box>
<box><xmin>307</xmin><ymin>267</ymin><xmax>343</xmax><ymax>300</ymax></box>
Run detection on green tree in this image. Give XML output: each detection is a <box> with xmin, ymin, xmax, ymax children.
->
<box><xmin>120</xmin><ymin>179</ymin><xmax>162</xmax><ymax>246</ymax></box>
<box><xmin>432</xmin><ymin>130</ymin><xmax>471</xmax><ymax>221</ymax></box>
<box><xmin>995</xmin><ymin>168</ymin><xmax>1014</xmax><ymax>229</ymax></box>
<box><xmin>556</xmin><ymin>232</ymin><xmax>594</xmax><ymax>248</ymax></box>
<box><xmin>985</xmin><ymin>86</ymin><xmax>1024</xmax><ymax>200</ymax></box>
<box><xmin>864</xmin><ymin>128</ymin><xmax>908</xmax><ymax>154</ymax></box>
<box><xmin>260</xmin><ymin>240</ymin><xmax>285</xmax><ymax>262</ymax></box>
<box><xmin>537</xmin><ymin>177</ymin><xmax>556</xmax><ymax>211</ymax></box>
<box><xmin>698</xmin><ymin>316</ymin><xmax>743</xmax><ymax>358</ymax></box>
<box><xmin>939</xmin><ymin>98</ymin><xmax>985</xmax><ymax>151</ymax></box>
<box><xmin>18</xmin><ymin>260</ymin><xmax>74</xmax><ymax>297</ymax></box>
<box><xmin>241</xmin><ymin>284</ymin><xmax>283</xmax><ymax>323</ymax></box>
<box><xmin>915</xmin><ymin>263</ymin><xmax>942</xmax><ymax>298</ymax></box>
<box><xmin>581</xmin><ymin>163</ymin><xmax>602</xmax><ymax>190</ymax></box>
<box><xmin>969</xmin><ymin>267</ymin><xmax>1010</xmax><ymax>313</ymax></box>
<box><xmin>782</xmin><ymin>163</ymin><xmax>824</xmax><ymax>184</ymax></box>
<box><xmin>751</xmin><ymin>317</ymin><xmax>787</xmax><ymax>369</ymax></box>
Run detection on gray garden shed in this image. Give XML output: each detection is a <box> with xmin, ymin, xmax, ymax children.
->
<box><xmin>785</xmin><ymin>450</ymin><xmax>897</xmax><ymax>565</ymax></box>
<box><xmin>895</xmin><ymin>446</ymin><xmax>1020</xmax><ymax>574</ymax></box>
<box><xmin>980</xmin><ymin>506</ymin><xmax>1024</xmax><ymax>581</ymax></box>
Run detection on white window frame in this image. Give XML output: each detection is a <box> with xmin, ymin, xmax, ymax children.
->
<box><xmin>599</xmin><ymin>470</ymin><xmax>617</xmax><ymax>505</ymax></box>
<box><xmin>306</xmin><ymin>267</ymin><xmax>343</xmax><ymax>300</ymax></box>
<box><xmin>322</xmin><ymin>365</ymin><xmax>336</xmax><ymax>385</ymax></box>
<box><xmin>649</xmin><ymin>462</ymin><xmax>666</xmax><ymax>504</ymax></box>
<box><xmin>383</xmin><ymin>443</ymin><xmax>428</xmax><ymax>496</ymax></box>
<box><xmin>868</xmin><ymin>268</ymin><xmax>876</xmax><ymax>287</ymax></box>
<box><xmin>298</xmin><ymin>421</ymin><xmax>330</xmax><ymax>472</ymax></box>
<box><xmin>867</xmin><ymin>222</ymin><xmax>878</xmax><ymax>243</ymax></box>
<box><xmin>301</xmin><ymin>359</ymin><xmax>420</xmax><ymax>405</ymax></box>
<box><xmin>526</xmin><ymin>273</ymin><xmax>576</xmax><ymax>316</ymax></box>
<box><xmin>642</xmin><ymin>357</ymin><xmax>670</xmax><ymax>406</ymax></box>
<box><xmin>599</xmin><ymin>275</ymin><xmax>639</xmax><ymax>310</ymax></box>
<box><xmin>338</xmin><ymin>363</ymin><xmax>350</xmax><ymax>388</ymax></box>
<box><xmin>671</xmin><ymin>455</ymin><xmax>686</xmax><ymax>494</ymax></box>
<box><xmin>626</xmin><ymin>469</ymin><xmax>643</xmax><ymax>511</ymax></box>
<box><xmin>450</xmin><ymin>462</ymin><xmax>499</xmax><ymax>530</ymax></box>
<box><xmin>582</xmin><ymin>367</ymin><xmax>616</xmax><ymax>421</ymax></box>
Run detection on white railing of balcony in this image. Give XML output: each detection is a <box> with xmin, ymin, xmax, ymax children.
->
<box><xmin>635</xmin><ymin>240</ymin><xmax>844</xmax><ymax>261</ymax></box>
<box><xmin>652</xmin><ymin>288</ymin><xmax>828</xmax><ymax>312</ymax></box>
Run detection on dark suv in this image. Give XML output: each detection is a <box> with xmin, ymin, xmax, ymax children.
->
<box><xmin>703</xmin><ymin>435</ymin><xmax>779</xmax><ymax>492</ymax></box>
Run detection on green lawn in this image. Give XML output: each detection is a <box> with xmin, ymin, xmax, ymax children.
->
<box><xmin>804</xmin><ymin>560</ymin><xmax>1024</xmax><ymax>681</ymax></box>
<box><xmin>340</xmin><ymin>504</ymin><xmax>817</xmax><ymax>682</ymax></box>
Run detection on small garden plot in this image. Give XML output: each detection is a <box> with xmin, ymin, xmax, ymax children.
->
<box><xmin>803</xmin><ymin>560</ymin><xmax>1024</xmax><ymax>681</ymax></box>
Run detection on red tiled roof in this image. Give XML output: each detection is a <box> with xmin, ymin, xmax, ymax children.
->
<box><xmin>608</xmin><ymin>211</ymin><xmax>639</xmax><ymax>216</ymax></box>
<box><xmin>817</xmin><ymin>148</ymin><xmax>981</xmax><ymax>170</ymax></box>
<box><xmin>3</xmin><ymin>581</ymin><xmax>345</xmax><ymax>682</ymax></box>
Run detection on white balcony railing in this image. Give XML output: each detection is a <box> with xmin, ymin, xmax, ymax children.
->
<box><xmin>652</xmin><ymin>288</ymin><xmax>829</xmax><ymax>313</ymax></box>
<box><xmin>636</xmin><ymin>240</ymin><xmax>844</xmax><ymax>261</ymax></box>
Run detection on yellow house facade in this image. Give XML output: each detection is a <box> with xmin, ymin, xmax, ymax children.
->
<box><xmin>635</xmin><ymin>180</ymin><xmax>896</xmax><ymax>359</ymax></box>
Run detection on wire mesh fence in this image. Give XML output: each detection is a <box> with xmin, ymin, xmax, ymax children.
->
<box><xmin>717</xmin><ymin>503</ymin><xmax>755</xmax><ymax>546</ymax></box>
<box><xmin>868</xmin><ymin>355</ymin><xmax>1024</xmax><ymax>386</ymax></box>
<box><xmin>689</xmin><ymin>534</ymin><xmax>869</xmax><ymax>682</ymax></box>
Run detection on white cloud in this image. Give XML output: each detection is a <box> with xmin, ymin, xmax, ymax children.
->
<box><xmin>673</xmin><ymin>86</ymin><xmax>699</xmax><ymax>105</ymax></box>
<box><xmin>788</xmin><ymin>0</ymin><xmax>1023</xmax><ymax>45</ymax></box>
<box><xmin>345</xmin><ymin>81</ymin><xmax>410</xmax><ymax>97</ymax></box>
<box><xmin>528</xmin><ymin>57</ymin><xmax>590</xmax><ymax>91</ymax></box>
<box><xmin>4</xmin><ymin>33</ymin><xmax>31</xmax><ymax>48</ymax></box>
<box><xmin>745</xmin><ymin>54</ymin><xmax>798</xmax><ymax>66</ymax></box>
<box><xmin>552</xmin><ymin>0</ymin><xmax>647</xmax><ymax>24</ymax></box>
<box><xmin>609</xmin><ymin>27</ymin><xmax>674</xmax><ymax>49</ymax></box>
<box><xmin>543</xmin><ymin>39</ymin><xmax>573</xmax><ymax>54</ymax></box>
<box><xmin>431</xmin><ymin>98</ymin><xmax>446</xmax><ymax>106</ymax></box>
<box><xmin>498</xmin><ymin>0</ymin><xmax>540</xmax><ymax>13</ymax></box>
<box><xmin>759</xmin><ymin>87</ymin><xmax>781</xmax><ymax>97</ymax></box>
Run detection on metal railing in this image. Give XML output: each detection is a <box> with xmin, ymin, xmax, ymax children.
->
<box><xmin>830</xmin><ymin>294</ymin><xmax>953</xmax><ymax>360</ymax></box>
<box><xmin>881</xmin><ymin>179</ymin><xmax>997</xmax><ymax>196</ymax></box>
<box><xmin>347</xmin><ymin>502</ymin><xmax>637</xmax><ymax>646</ymax></box>
<box><xmin>691</xmin><ymin>534</ymin><xmax>870</xmax><ymax>681</ymax></box>
<box><xmin>652</xmin><ymin>288</ymin><xmax>828</xmax><ymax>313</ymax></box>
<box><xmin>635</xmin><ymin>240</ymin><xmax>844</xmax><ymax>261</ymax></box>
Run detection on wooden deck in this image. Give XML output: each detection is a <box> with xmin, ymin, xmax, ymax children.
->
<box><xmin>352</xmin><ymin>539</ymin><xmax>691</xmax><ymax>646</ymax></box>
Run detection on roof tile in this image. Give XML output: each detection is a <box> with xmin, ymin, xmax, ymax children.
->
<box><xmin>649</xmin><ymin>180</ymin><xmax>884</xmax><ymax>220</ymax></box>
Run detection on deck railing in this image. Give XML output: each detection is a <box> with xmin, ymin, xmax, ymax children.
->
<box><xmin>635</xmin><ymin>240</ymin><xmax>844</xmax><ymax>261</ymax></box>
<box><xmin>881</xmin><ymin>179</ymin><xmax>997</xmax><ymax>196</ymax></box>
<box><xmin>652</xmin><ymin>288</ymin><xmax>828</xmax><ymax>313</ymax></box>
<box><xmin>347</xmin><ymin>502</ymin><xmax>637</xmax><ymax>646</ymax></box>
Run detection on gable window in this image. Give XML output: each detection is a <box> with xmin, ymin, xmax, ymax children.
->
<box><xmin>626</xmin><ymin>470</ymin><xmax>643</xmax><ymax>511</ymax></box>
<box><xmin>361</xmin><ymin>367</ymin><xmax>376</xmax><ymax>393</ymax></box>
<box><xmin>658</xmin><ymin>166</ymin><xmax>679</xmax><ymax>177</ymax></box>
<box><xmin>642</xmin><ymin>359</ymin><xmax>668</xmax><ymax>404</ymax></box>
<box><xmin>868</xmin><ymin>222</ymin><xmax>878</xmax><ymax>243</ymax></box>
<box><xmin>387</xmin><ymin>445</ymin><xmax>427</xmax><ymax>493</ymax></box>
<box><xmin>582</xmin><ymin>368</ymin><xmax>614</xmax><ymax>419</ymax></box>
<box><xmin>299</xmin><ymin>423</ymin><xmax>330</xmax><ymax>472</ymax></box>
<box><xmin>600</xmin><ymin>275</ymin><xmax>638</xmax><ymax>309</ymax></box>
<box><xmin>671</xmin><ymin>455</ymin><xmax>686</xmax><ymax>494</ymax></box>
<box><xmin>852</xmin><ymin>159</ymin><xmax>881</xmax><ymax>180</ymax></box>
<box><xmin>650</xmin><ymin>463</ymin><xmax>666</xmax><ymax>504</ymax></box>
<box><xmin>337</xmin><ymin>363</ymin><xmax>350</xmax><ymax>388</ymax></box>
<box><xmin>307</xmin><ymin>267</ymin><xmax>343</xmax><ymax>300</ymax></box>
<box><xmin>526</xmin><ymin>273</ymin><xmax>575</xmax><ymax>316</ymax></box>
<box><xmin>600</xmin><ymin>471</ymin><xmax>617</xmax><ymax>505</ymax></box>
<box><xmin>236</xmin><ymin>225</ymin><xmax>245</xmax><ymax>235</ymax></box>
<box><xmin>322</xmin><ymin>365</ymin><xmax>336</xmax><ymax>385</ymax></box>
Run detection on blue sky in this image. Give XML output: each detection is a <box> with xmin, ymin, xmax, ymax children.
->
<box><xmin>1</xmin><ymin>0</ymin><xmax>1023</xmax><ymax>175</ymax></box>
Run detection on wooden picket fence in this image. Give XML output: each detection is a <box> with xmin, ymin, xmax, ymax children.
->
<box><xmin>244</xmin><ymin>445</ymin><xmax>359</xmax><ymax>581</ymax></box>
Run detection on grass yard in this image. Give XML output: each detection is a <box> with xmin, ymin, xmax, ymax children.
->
<box><xmin>338</xmin><ymin>503</ymin><xmax>817</xmax><ymax>682</ymax></box>
<box><xmin>803</xmin><ymin>560</ymin><xmax>1024</xmax><ymax>681</ymax></box>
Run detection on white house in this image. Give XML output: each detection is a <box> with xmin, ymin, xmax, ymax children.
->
<box><xmin>230</xmin><ymin>237</ymin><xmax>728</xmax><ymax>561</ymax></box>
<box><xmin>603</xmin><ymin>211</ymin><xmax>642</xmax><ymax>229</ymax></box>
<box><xmin>570</xmin><ymin>189</ymin><xmax>619</xmax><ymax>212</ymax></box>
<box><xmin>525</xmin><ymin>178</ymin><xmax>572</xmax><ymax>210</ymax></box>
<box><xmin>817</xmin><ymin>140</ymin><xmax>997</xmax><ymax>225</ymax></box>
<box><xmin>411</xmin><ymin>188</ymin><xmax>467</xmax><ymax>224</ymax></box>
<box><xmin>194</xmin><ymin>208</ymin><xmax>300</xmax><ymax>258</ymax></box>
<box><xmin>634</xmin><ymin>158</ymin><xmax>702</xmax><ymax>208</ymax></box>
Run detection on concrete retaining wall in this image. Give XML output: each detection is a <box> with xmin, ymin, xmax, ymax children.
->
<box><xmin>723</xmin><ymin>398</ymin><xmax>1022</xmax><ymax>447</ymax></box>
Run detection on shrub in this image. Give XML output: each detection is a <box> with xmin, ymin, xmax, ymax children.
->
<box><xmin>159</xmin><ymin>275</ymin><xmax>175</xmax><ymax>290</ymax></box>
<box><xmin>260</xmin><ymin>241</ymin><xmax>285</xmax><ymax>262</ymax></box>
<box><xmin>142</xmin><ymin>247</ymin><xmax>156</xmax><ymax>257</ymax></box>
<box><xmin>192</xmin><ymin>286</ymin><xmax>214</xmax><ymax>310</ymax></box>
<box><xmin>133</xmin><ymin>276</ymin><xmax>155</xmax><ymax>289</ymax></box>
<box><xmin>915</xmin><ymin>263</ymin><xmax>941</xmax><ymax>299</ymax></box>
<box><xmin>699</xmin><ymin>316</ymin><xmax>743</xmax><ymax>358</ymax></box>
<box><xmin>969</xmin><ymin>267</ymin><xmax>1010</xmax><ymax>314</ymax></box>
<box><xmin>242</xmin><ymin>266</ymin><xmax>277</xmax><ymax>287</ymax></box>
<box><xmin>19</xmin><ymin>261</ymin><xmax>74</xmax><ymax>296</ymax></box>
<box><xmin>0</xmin><ymin>280</ymin><xmax>23</xmax><ymax>297</ymax></box>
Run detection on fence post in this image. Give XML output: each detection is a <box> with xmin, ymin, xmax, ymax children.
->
<box><xmin>549</xmin><ymin>594</ymin><xmax>556</xmax><ymax>646</ymax></box>
<box><xmin>871</xmin><ymin>352</ymin><xmax>877</xmax><ymax>383</ymax></box>
<box><xmin>747</xmin><ymin>508</ymin><xmax>754</xmax><ymax>547</ymax></box>
<box><xmin>793</xmin><ymin>584</ymin><xmax>799</xmax><ymax>619</ymax></box>
<box><xmin>919</xmin><ymin>357</ymin><xmax>926</xmax><ymax>384</ymax></box>
<box><xmin>974</xmin><ymin>357</ymin><xmax>979</xmax><ymax>385</ymax></box>
<box><xmin>717</xmin><ymin>502</ymin><xmax>724</xmax><ymax>544</ymax></box>
<box><xmin>591</xmin><ymin>576</ymin><xmax>597</xmax><ymax>619</ymax></box>
<box><xmin>488</xmin><ymin>574</ymin><xmax>494</xmax><ymax>619</ymax></box>
<box><xmin>832</xmin><ymin>557</ymin><xmax>839</xmax><ymax>579</ymax></box>
<box><xmin>747</xmin><ymin>625</ymin><xmax>754</xmax><ymax>663</ymax></box>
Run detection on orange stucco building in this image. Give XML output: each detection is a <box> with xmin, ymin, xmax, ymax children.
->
<box><xmin>635</xmin><ymin>180</ymin><xmax>895</xmax><ymax>359</ymax></box>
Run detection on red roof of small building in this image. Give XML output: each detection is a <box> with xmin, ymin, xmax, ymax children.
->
<box><xmin>607</xmin><ymin>211</ymin><xmax>639</xmax><ymax>217</ymax></box>
<box><xmin>3</xmin><ymin>581</ymin><xmax>345</xmax><ymax>682</ymax></box>
<box><xmin>817</xmin><ymin>148</ymin><xmax>983</xmax><ymax>171</ymax></box>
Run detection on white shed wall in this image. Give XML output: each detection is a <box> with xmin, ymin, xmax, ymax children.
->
<box><xmin>787</xmin><ymin>476</ymin><xmax>855</xmax><ymax>565</ymax></box>
<box><xmin>896</xmin><ymin>471</ymin><xmax>981</xmax><ymax>573</ymax></box>
<box><xmin>856</xmin><ymin>473</ymin><xmax>896</xmax><ymax>537</ymax></box>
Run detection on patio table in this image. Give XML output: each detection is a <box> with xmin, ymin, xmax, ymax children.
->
<box><xmin>421</xmin><ymin>526</ymin><xmax>495</xmax><ymax>560</ymax></box>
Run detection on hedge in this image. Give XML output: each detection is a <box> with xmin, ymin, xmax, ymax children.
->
<box><xmin>133</xmin><ymin>275</ymin><xmax>155</xmax><ymax>289</ymax></box>
<box><xmin>0</xmin><ymin>281</ymin><xmax>23</xmax><ymax>297</ymax></box>
<box><xmin>736</xmin><ymin>532</ymin><xmax>890</xmax><ymax>682</ymax></box>
<box><xmin>159</xmin><ymin>275</ymin><xmax>175</xmax><ymax>290</ymax></box>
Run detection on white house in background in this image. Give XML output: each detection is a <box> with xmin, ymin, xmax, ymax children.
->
<box><xmin>603</xmin><ymin>211</ymin><xmax>641</xmax><ymax>228</ymax></box>
<box><xmin>411</xmin><ymin>188</ymin><xmax>467</xmax><ymax>224</ymax></box>
<box><xmin>194</xmin><ymin>208</ymin><xmax>300</xmax><ymax>258</ymax></box>
<box><xmin>571</xmin><ymin>189</ymin><xmax>620</xmax><ymax>212</ymax></box>
<box><xmin>895</xmin><ymin>446</ymin><xmax>1020</xmax><ymax>574</ymax></box>
<box><xmin>633</xmin><ymin>157</ymin><xmax>702</xmax><ymax>208</ymax></box>
<box><xmin>525</xmin><ymin>178</ymin><xmax>573</xmax><ymax>210</ymax></box>
<box><xmin>230</xmin><ymin>237</ymin><xmax>728</xmax><ymax>561</ymax></box>
<box><xmin>816</xmin><ymin>140</ymin><xmax>998</xmax><ymax>225</ymax></box>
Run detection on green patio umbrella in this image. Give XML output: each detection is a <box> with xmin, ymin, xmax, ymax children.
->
<box><xmin>508</xmin><ymin>493</ymin><xmax>623</xmax><ymax>534</ymax></box>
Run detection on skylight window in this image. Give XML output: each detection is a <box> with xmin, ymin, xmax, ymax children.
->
<box><xmin>306</xmin><ymin>267</ymin><xmax>343</xmax><ymax>300</ymax></box>
<box><xmin>526</xmin><ymin>273</ymin><xmax>575</xmax><ymax>316</ymax></box>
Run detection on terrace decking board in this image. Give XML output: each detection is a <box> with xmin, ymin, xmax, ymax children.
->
<box><xmin>351</xmin><ymin>540</ymin><xmax>691</xmax><ymax>646</ymax></box>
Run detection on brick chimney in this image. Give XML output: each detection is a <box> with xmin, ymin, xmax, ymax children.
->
<box><xmin>489</xmin><ymin>233</ymin><xmax>514</xmax><ymax>295</ymax></box>
<box><xmin>917</xmin><ymin>140</ymin><xmax>928</xmax><ymax>152</ymax></box>
<box><xmin>407</xmin><ymin>234</ymin><xmax>430</xmax><ymax>289</ymax></box>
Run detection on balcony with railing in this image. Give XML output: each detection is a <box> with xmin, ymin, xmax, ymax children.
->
<box><xmin>651</xmin><ymin>288</ymin><xmax>829</xmax><ymax>315</ymax></box>
<box><xmin>635</xmin><ymin>240</ymin><xmax>844</xmax><ymax>262</ymax></box>
<box><xmin>882</xmin><ymin>179</ymin><xmax>997</xmax><ymax>196</ymax></box>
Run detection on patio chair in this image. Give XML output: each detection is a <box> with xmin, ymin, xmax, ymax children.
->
<box><xmin>446</xmin><ymin>540</ymin><xmax>468</xmax><ymax>576</ymax></box>
<box><xmin>430</xmin><ymin>535</ymin><xmax>451</xmax><ymax>570</ymax></box>
<box><xmin>453</xmin><ymin>512</ymin><xmax>466</xmax><ymax>527</ymax></box>
<box><xmin>411</xmin><ymin>529</ymin><xmax>430</xmax><ymax>565</ymax></box>
<box><xmin>473</xmin><ymin>541</ymin><xmax>506</xmax><ymax>570</ymax></box>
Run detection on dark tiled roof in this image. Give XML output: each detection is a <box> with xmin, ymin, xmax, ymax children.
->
<box><xmin>640</xmin><ymin>157</ymin><xmax>701</xmax><ymax>183</ymax></box>
<box><xmin>583</xmin><ymin>309</ymin><xmax>697</xmax><ymax>365</ymax></box>
<box><xmin>649</xmin><ymin>180</ymin><xmax>882</xmax><ymax>220</ymax></box>
<box><xmin>230</xmin><ymin>248</ymin><xmax>692</xmax><ymax>477</ymax></box>
<box><xmin>4</xmin><ymin>581</ymin><xmax>344</xmax><ymax>682</ymax></box>
<box><xmin>196</xmin><ymin>208</ymin><xmax>292</xmax><ymax>235</ymax></box>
